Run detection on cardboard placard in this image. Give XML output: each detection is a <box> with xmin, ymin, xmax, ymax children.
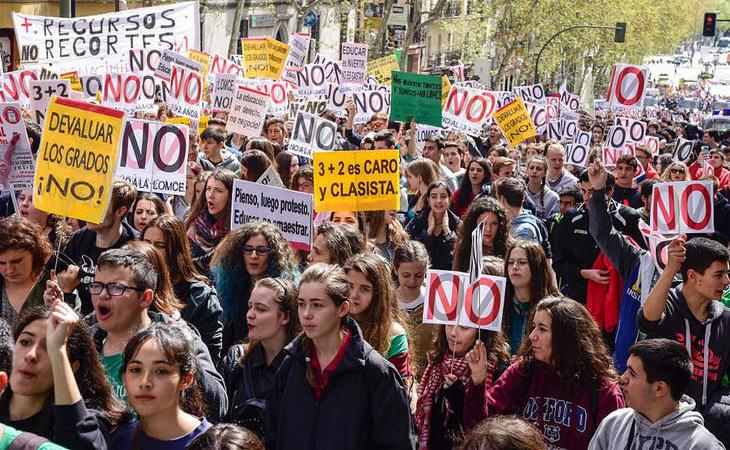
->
<box><xmin>390</xmin><ymin>71</ymin><xmax>442</xmax><ymax>127</ymax></box>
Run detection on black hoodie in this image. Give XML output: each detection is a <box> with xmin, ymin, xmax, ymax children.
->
<box><xmin>266</xmin><ymin>317</ymin><xmax>416</xmax><ymax>450</ymax></box>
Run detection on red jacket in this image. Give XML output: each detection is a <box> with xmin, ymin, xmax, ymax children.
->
<box><xmin>586</xmin><ymin>252</ymin><xmax>623</xmax><ymax>333</ymax></box>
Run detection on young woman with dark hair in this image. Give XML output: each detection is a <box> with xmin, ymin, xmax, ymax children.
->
<box><xmin>142</xmin><ymin>215</ymin><xmax>223</xmax><ymax>365</ymax></box>
<box><xmin>464</xmin><ymin>297</ymin><xmax>625</xmax><ymax>450</ymax></box>
<box><xmin>109</xmin><ymin>323</ymin><xmax>211</xmax><ymax>449</ymax></box>
<box><xmin>0</xmin><ymin>303</ymin><xmax>126</xmax><ymax>449</ymax></box>
<box><xmin>130</xmin><ymin>193</ymin><xmax>168</xmax><ymax>233</ymax></box>
<box><xmin>212</xmin><ymin>221</ymin><xmax>297</xmax><ymax>351</ymax></box>
<box><xmin>267</xmin><ymin>263</ymin><xmax>416</xmax><ymax>450</ymax></box>
<box><xmin>415</xmin><ymin>324</ymin><xmax>510</xmax><ymax>450</ymax></box>
<box><xmin>458</xmin><ymin>415</ymin><xmax>546</xmax><ymax>450</ymax></box>
<box><xmin>502</xmin><ymin>240</ymin><xmax>559</xmax><ymax>354</ymax></box>
<box><xmin>525</xmin><ymin>157</ymin><xmax>560</xmax><ymax>220</ymax></box>
<box><xmin>240</xmin><ymin>149</ymin><xmax>273</xmax><ymax>182</ymax></box>
<box><xmin>406</xmin><ymin>181</ymin><xmax>461</xmax><ymax>270</ymax></box>
<box><xmin>221</xmin><ymin>278</ymin><xmax>299</xmax><ymax>437</ymax></box>
<box><xmin>307</xmin><ymin>223</ymin><xmax>361</xmax><ymax>267</ymax></box>
<box><xmin>452</xmin><ymin>158</ymin><xmax>491</xmax><ymax>218</ymax></box>
<box><xmin>344</xmin><ymin>253</ymin><xmax>411</xmax><ymax>378</ymax></box>
<box><xmin>168</xmin><ymin>162</ymin><xmax>203</xmax><ymax>219</ymax></box>
<box><xmin>452</xmin><ymin>197</ymin><xmax>511</xmax><ymax>272</ymax></box>
<box><xmin>188</xmin><ymin>423</ymin><xmax>264</xmax><ymax>450</ymax></box>
<box><xmin>185</xmin><ymin>168</ymin><xmax>236</xmax><ymax>276</ymax></box>
<box><xmin>245</xmin><ymin>138</ymin><xmax>277</xmax><ymax>169</ymax></box>
<box><xmin>366</xmin><ymin>210</ymin><xmax>409</xmax><ymax>264</ymax></box>
<box><xmin>275</xmin><ymin>151</ymin><xmax>299</xmax><ymax>188</ymax></box>
<box><xmin>405</xmin><ymin>159</ymin><xmax>441</xmax><ymax>223</ymax></box>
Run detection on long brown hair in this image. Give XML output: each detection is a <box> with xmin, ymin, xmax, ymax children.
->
<box><xmin>516</xmin><ymin>296</ymin><xmax>618</xmax><ymax>393</ymax></box>
<box><xmin>366</xmin><ymin>211</ymin><xmax>408</xmax><ymax>248</ymax></box>
<box><xmin>501</xmin><ymin>240</ymin><xmax>558</xmax><ymax>342</ymax></box>
<box><xmin>185</xmin><ymin>168</ymin><xmax>235</xmax><ymax>230</ymax></box>
<box><xmin>124</xmin><ymin>241</ymin><xmax>185</xmax><ymax>315</ymax></box>
<box><xmin>240</xmin><ymin>149</ymin><xmax>272</xmax><ymax>182</ymax></box>
<box><xmin>298</xmin><ymin>264</ymin><xmax>350</xmax><ymax>389</ymax></box>
<box><xmin>343</xmin><ymin>253</ymin><xmax>407</xmax><ymax>356</ymax></box>
<box><xmin>429</xmin><ymin>324</ymin><xmax>510</xmax><ymax>368</ymax></box>
<box><xmin>453</xmin><ymin>197</ymin><xmax>511</xmax><ymax>271</ymax></box>
<box><xmin>143</xmin><ymin>215</ymin><xmax>207</xmax><ymax>284</ymax></box>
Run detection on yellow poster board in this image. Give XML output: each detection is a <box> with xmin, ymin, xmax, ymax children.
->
<box><xmin>368</xmin><ymin>54</ymin><xmax>399</xmax><ymax>85</ymax></box>
<box><xmin>314</xmin><ymin>150</ymin><xmax>400</xmax><ymax>212</ymax></box>
<box><xmin>188</xmin><ymin>50</ymin><xmax>211</xmax><ymax>96</ymax></box>
<box><xmin>266</xmin><ymin>37</ymin><xmax>290</xmax><ymax>80</ymax></box>
<box><xmin>492</xmin><ymin>97</ymin><xmax>537</xmax><ymax>147</ymax></box>
<box><xmin>34</xmin><ymin>97</ymin><xmax>125</xmax><ymax>224</ymax></box>
<box><xmin>441</xmin><ymin>75</ymin><xmax>451</xmax><ymax>108</ymax></box>
<box><xmin>240</xmin><ymin>37</ymin><xmax>290</xmax><ymax>80</ymax></box>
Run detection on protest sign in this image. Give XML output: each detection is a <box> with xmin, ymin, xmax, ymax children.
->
<box><xmin>13</xmin><ymin>2</ymin><xmax>199</xmax><ymax>69</ymax></box>
<box><xmin>314</xmin><ymin>149</ymin><xmax>400</xmax><ymax>211</ymax></box>
<box><xmin>638</xmin><ymin>219</ymin><xmax>673</xmax><ymax>273</ymax></box>
<box><xmin>289</xmin><ymin>98</ymin><xmax>328</xmax><ymax>118</ymax></box>
<box><xmin>606</xmin><ymin>64</ymin><xmax>648</xmax><ymax>108</ymax></box>
<box><xmin>155</xmin><ymin>49</ymin><xmax>202</xmax><ymax>82</ymax></box>
<box><xmin>674</xmin><ymin>138</ymin><xmax>695</xmax><ymax>163</ymax></box>
<box><xmin>167</xmin><ymin>63</ymin><xmax>202</xmax><ymax>119</ymax></box>
<box><xmin>325</xmin><ymin>83</ymin><xmax>348</xmax><ymax>116</ymax></box>
<box><xmin>341</xmin><ymin>43</ymin><xmax>368</xmax><ymax>84</ymax></box>
<box><xmin>241</xmin><ymin>38</ymin><xmax>268</xmax><ymax>78</ymax></box>
<box><xmin>231</xmin><ymin>180</ymin><xmax>313</xmax><ymax>250</ymax></box>
<box><xmin>0</xmin><ymin>103</ymin><xmax>35</xmax><ymax>190</ymax></box>
<box><xmin>565</xmin><ymin>130</ymin><xmax>592</xmax><ymax>166</ymax></box>
<box><xmin>226</xmin><ymin>86</ymin><xmax>269</xmax><ymax>136</ymax></box>
<box><xmin>266</xmin><ymin>38</ymin><xmax>290</xmax><ymax>80</ymax></box>
<box><xmin>101</xmin><ymin>72</ymin><xmax>141</xmax><ymax>113</ymax></box>
<box><xmin>256</xmin><ymin>165</ymin><xmax>285</xmax><ymax>188</ymax></box>
<box><xmin>288</xmin><ymin>112</ymin><xmax>337</xmax><ymax>159</ymax></box>
<box><xmin>546</xmin><ymin>120</ymin><xmax>562</xmax><ymax>141</ymax></box>
<box><xmin>561</xmin><ymin>119</ymin><xmax>578</xmax><ymax>142</ymax></box>
<box><xmin>294</xmin><ymin>63</ymin><xmax>332</xmax><ymax>97</ymax></box>
<box><xmin>469</xmin><ymin>221</ymin><xmax>484</xmax><ymax>283</ymax></box>
<box><xmin>644</xmin><ymin>136</ymin><xmax>660</xmax><ymax>156</ymax></box>
<box><xmin>559</xmin><ymin>82</ymin><xmax>581</xmax><ymax>112</ymax></box>
<box><xmin>449</xmin><ymin>63</ymin><xmax>465</xmax><ymax>82</ymax></box>
<box><xmin>416</xmin><ymin>124</ymin><xmax>442</xmax><ymax>151</ymax></box>
<box><xmin>513</xmin><ymin>83</ymin><xmax>545</xmax><ymax>103</ymax></box>
<box><xmin>602</xmin><ymin>145</ymin><xmax>634</xmax><ymax>167</ymax></box>
<box><xmin>209</xmin><ymin>54</ymin><xmax>244</xmax><ymax>78</ymax></box>
<box><xmin>210</xmin><ymin>73</ymin><xmax>238</xmax><ymax>113</ymax></box>
<box><xmin>390</xmin><ymin>71</ymin><xmax>441</xmax><ymax>127</ymax></box>
<box><xmin>651</xmin><ymin>181</ymin><xmax>714</xmax><ymax>235</ymax></box>
<box><xmin>351</xmin><ymin>88</ymin><xmax>390</xmax><ymax>125</ymax></box>
<box><xmin>117</xmin><ymin>119</ymin><xmax>187</xmax><ymax>196</ymax></box>
<box><xmin>0</xmin><ymin>69</ymin><xmax>39</xmax><ymax>105</ymax></box>
<box><xmin>187</xmin><ymin>50</ymin><xmax>211</xmax><ymax>96</ymax></box>
<box><xmin>128</xmin><ymin>48</ymin><xmax>161</xmax><ymax>72</ymax></box>
<box><xmin>34</xmin><ymin>97</ymin><xmax>124</xmax><ymax>223</ymax></box>
<box><xmin>422</xmin><ymin>269</ymin><xmax>506</xmax><ymax>330</ymax></box>
<box><xmin>368</xmin><ymin>54</ymin><xmax>399</xmax><ymax>85</ymax></box>
<box><xmin>441</xmin><ymin>75</ymin><xmax>451</xmax><ymax>108</ymax></box>
<box><xmin>255</xmin><ymin>81</ymin><xmax>288</xmax><ymax>116</ymax></box>
<box><xmin>615</xmin><ymin>117</ymin><xmax>646</xmax><ymax>143</ymax></box>
<box><xmin>29</xmin><ymin>79</ymin><xmax>70</xmax><ymax>126</ymax></box>
<box><xmin>442</xmin><ymin>85</ymin><xmax>496</xmax><ymax>136</ymax></box>
<box><xmin>493</xmin><ymin>97</ymin><xmax>536</xmax><ymax>147</ymax></box>
<box><xmin>60</xmin><ymin>71</ymin><xmax>82</xmax><ymax>92</ymax></box>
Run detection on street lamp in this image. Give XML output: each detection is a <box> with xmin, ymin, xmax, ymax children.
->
<box><xmin>534</xmin><ymin>22</ymin><xmax>626</xmax><ymax>84</ymax></box>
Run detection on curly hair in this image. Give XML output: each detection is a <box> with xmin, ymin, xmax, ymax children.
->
<box><xmin>343</xmin><ymin>253</ymin><xmax>408</xmax><ymax>356</ymax></box>
<box><xmin>453</xmin><ymin>197</ymin><xmax>511</xmax><ymax>271</ymax></box>
<box><xmin>290</xmin><ymin>166</ymin><xmax>313</xmax><ymax>191</ymax></box>
<box><xmin>211</xmin><ymin>221</ymin><xmax>296</xmax><ymax>322</ymax></box>
<box><xmin>501</xmin><ymin>240</ymin><xmax>558</xmax><ymax>346</ymax></box>
<box><xmin>0</xmin><ymin>216</ymin><xmax>52</xmax><ymax>275</ymax></box>
<box><xmin>516</xmin><ymin>296</ymin><xmax>618</xmax><ymax>393</ymax></box>
<box><xmin>10</xmin><ymin>305</ymin><xmax>126</xmax><ymax>424</ymax></box>
<box><xmin>124</xmin><ymin>241</ymin><xmax>185</xmax><ymax>315</ymax></box>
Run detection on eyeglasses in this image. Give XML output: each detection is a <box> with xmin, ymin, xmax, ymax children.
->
<box><xmin>243</xmin><ymin>245</ymin><xmax>271</xmax><ymax>255</ymax></box>
<box><xmin>88</xmin><ymin>282</ymin><xmax>144</xmax><ymax>296</ymax></box>
<box><xmin>671</xmin><ymin>168</ymin><xmax>686</xmax><ymax>174</ymax></box>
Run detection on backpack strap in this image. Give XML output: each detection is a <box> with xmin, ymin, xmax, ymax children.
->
<box><xmin>8</xmin><ymin>431</ymin><xmax>49</xmax><ymax>450</ymax></box>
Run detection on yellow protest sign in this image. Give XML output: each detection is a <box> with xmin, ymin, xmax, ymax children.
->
<box><xmin>60</xmin><ymin>71</ymin><xmax>82</xmax><ymax>92</ymax></box>
<box><xmin>165</xmin><ymin>117</ymin><xmax>191</xmax><ymax>127</ymax></box>
<box><xmin>34</xmin><ymin>97</ymin><xmax>125</xmax><ymax>224</ymax></box>
<box><xmin>368</xmin><ymin>54</ymin><xmax>399</xmax><ymax>85</ymax></box>
<box><xmin>441</xmin><ymin>75</ymin><xmax>451</xmax><ymax>108</ymax></box>
<box><xmin>314</xmin><ymin>150</ymin><xmax>400</xmax><ymax>212</ymax></box>
<box><xmin>266</xmin><ymin>37</ymin><xmax>290</xmax><ymax>80</ymax></box>
<box><xmin>198</xmin><ymin>115</ymin><xmax>210</xmax><ymax>135</ymax></box>
<box><xmin>493</xmin><ymin>97</ymin><xmax>537</xmax><ymax>147</ymax></box>
<box><xmin>188</xmin><ymin>50</ymin><xmax>211</xmax><ymax>96</ymax></box>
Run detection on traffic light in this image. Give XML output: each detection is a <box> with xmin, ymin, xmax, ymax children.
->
<box><xmin>704</xmin><ymin>12</ymin><xmax>717</xmax><ymax>37</ymax></box>
<box><xmin>614</xmin><ymin>22</ymin><xmax>626</xmax><ymax>43</ymax></box>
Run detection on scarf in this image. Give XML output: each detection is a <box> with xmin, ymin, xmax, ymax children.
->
<box><xmin>187</xmin><ymin>210</ymin><xmax>227</xmax><ymax>254</ymax></box>
<box><xmin>415</xmin><ymin>355</ymin><xmax>486</xmax><ymax>449</ymax></box>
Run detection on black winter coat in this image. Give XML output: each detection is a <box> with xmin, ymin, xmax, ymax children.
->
<box><xmin>174</xmin><ymin>279</ymin><xmax>224</xmax><ymax>366</ymax></box>
<box><xmin>266</xmin><ymin>317</ymin><xmax>416</xmax><ymax>450</ymax></box>
<box><xmin>405</xmin><ymin>207</ymin><xmax>460</xmax><ymax>270</ymax></box>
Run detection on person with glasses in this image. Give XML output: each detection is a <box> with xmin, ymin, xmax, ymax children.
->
<box><xmin>633</xmin><ymin>144</ymin><xmax>660</xmax><ymax>182</ymax></box>
<box><xmin>44</xmin><ymin>248</ymin><xmax>228</xmax><ymax>422</ymax></box>
<box><xmin>661</xmin><ymin>161</ymin><xmax>691</xmax><ymax>182</ymax></box>
<box><xmin>212</xmin><ymin>222</ymin><xmax>297</xmax><ymax>352</ymax></box>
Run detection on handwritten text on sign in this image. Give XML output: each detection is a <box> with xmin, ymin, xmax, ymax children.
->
<box><xmin>0</xmin><ymin>103</ymin><xmax>36</xmax><ymax>190</ymax></box>
<box><xmin>34</xmin><ymin>97</ymin><xmax>124</xmax><ymax>223</ymax></box>
<box><xmin>651</xmin><ymin>181</ymin><xmax>715</xmax><ymax>235</ymax></box>
<box><xmin>422</xmin><ymin>270</ymin><xmax>506</xmax><ymax>330</ymax></box>
<box><xmin>493</xmin><ymin>97</ymin><xmax>537</xmax><ymax>147</ymax></box>
<box><xmin>117</xmin><ymin>119</ymin><xmax>188</xmax><ymax>196</ymax></box>
<box><xmin>314</xmin><ymin>150</ymin><xmax>400</xmax><ymax>212</ymax></box>
<box><xmin>231</xmin><ymin>180</ymin><xmax>313</xmax><ymax>251</ymax></box>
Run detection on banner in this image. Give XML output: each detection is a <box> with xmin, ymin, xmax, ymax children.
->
<box><xmin>12</xmin><ymin>2</ymin><xmax>199</xmax><ymax>69</ymax></box>
<box><xmin>493</xmin><ymin>97</ymin><xmax>536</xmax><ymax>147</ymax></box>
<box><xmin>226</xmin><ymin>86</ymin><xmax>269</xmax><ymax>136</ymax></box>
<box><xmin>341</xmin><ymin>43</ymin><xmax>368</xmax><ymax>84</ymax></box>
<box><xmin>0</xmin><ymin>103</ymin><xmax>35</xmax><ymax>190</ymax></box>
<box><xmin>368</xmin><ymin>54</ymin><xmax>399</xmax><ymax>85</ymax></box>
<box><xmin>390</xmin><ymin>71</ymin><xmax>442</xmax><ymax>127</ymax></box>
<box><xmin>422</xmin><ymin>270</ymin><xmax>506</xmax><ymax>330</ymax></box>
<box><xmin>117</xmin><ymin>119</ymin><xmax>188</xmax><ymax>196</ymax></box>
<box><xmin>288</xmin><ymin>112</ymin><xmax>337</xmax><ymax>159</ymax></box>
<box><xmin>231</xmin><ymin>180</ymin><xmax>313</xmax><ymax>250</ymax></box>
<box><xmin>241</xmin><ymin>38</ymin><xmax>289</xmax><ymax>80</ymax></box>
<box><xmin>167</xmin><ymin>63</ymin><xmax>202</xmax><ymax>119</ymax></box>
<box><xmin>314</xmin><ymin>149</ymin><xmax>400</xmax><ymax>211</ymax></box>
<box><xmin>29</xmin><ymin>79</ymin><xmax>70</xmax><ymax>126</ymax></box>
<box><xmin>441</xmin><ymin>85</ymin><xmax>496</xmax><ymax>136</ymax></box>
<box><xmin>34</xmin><ymin>97</ymin><xmax>124</xmax><ymax>223</ymax></box>
<box><xmin>0</xmin><ymin>69</ymin><xmax>39</xmax><ymax>105</ymax></box>
<box><xmin>651</xmin><ymin>181</ymin><xmax>714</xmax><ymax>235</ymax></box>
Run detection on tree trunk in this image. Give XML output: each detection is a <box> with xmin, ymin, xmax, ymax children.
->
<box><xmin>228</xmin><ymin>0</ymin><xmax>248</xmax><ymax>57</ymax></box>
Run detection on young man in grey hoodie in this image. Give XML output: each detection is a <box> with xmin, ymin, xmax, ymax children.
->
<box><xmin>589</xmin><ymin>339</ymin><xmax>724</xmax><ymax>450</ymax></box>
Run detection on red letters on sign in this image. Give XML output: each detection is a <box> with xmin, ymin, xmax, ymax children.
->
<box><xmin>651</xmin><ymin>181</ymin><xmax>714</xmax><ymax>234</ymax></box>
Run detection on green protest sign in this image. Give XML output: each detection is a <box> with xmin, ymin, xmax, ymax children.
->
<box><xmin>390</xmin><ymin>71</ymin><xmax>442</xmax><ymax>127</ymax></box>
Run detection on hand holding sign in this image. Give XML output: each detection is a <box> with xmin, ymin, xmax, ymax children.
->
<box><xmin>665</xmin><ymin>235</ymin><xmax>687</xmax><ymax>275</ymax></box>
<box><xmin>465</xmin><ymin>340</ymin><xmax>488</xmax><ymax>385</ymax></box>
<box><xmin>0</xmin><ymin>133</ymin><xmax>19</xmax><ymax>188</ymax></box>
<box><xmin>587</xmin><ymin>160</ymin><xmax>608</xmax><ymax>191</ymax></box>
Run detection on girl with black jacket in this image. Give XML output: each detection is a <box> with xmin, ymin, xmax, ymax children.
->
<box><xmin>406</xmin><ymin>181</ymin><xmax>461</xmax><ymax>270</ymax></box>
<box><xmin>266</xmin><ymin>263</ymin><xmax>416</xmax><ymax>450</ymax></box>
<box><xmin>221</xmin><ymin>278</ymin><xmax>299</xmax><ymax>437</ymax></box>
